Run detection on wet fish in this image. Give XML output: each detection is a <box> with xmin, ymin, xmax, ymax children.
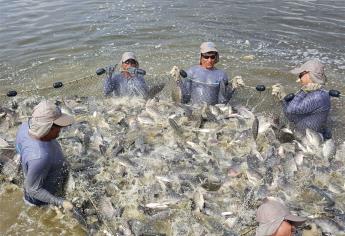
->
<box><xmin>192</xmin><ymin>188</ymin><xmax>205</xmax><ymax>213</ymax></box>
<box><xmin>99</xmin><ymin>196</ymin><xmax>119</xmax><ymax>220</ymax></box>
<box><xmin>168</xmin><ymin>118</ymin><xmax>184</xmax><ymax>137</ymax></box>
<box><xmin>3</xmin><ymin>91</ymin><xmax>345</xmax><ymax>236</ymax></box>
<box><xmin>303</xmin><ymin>128</ymin><xmax>323</xmax><ymax>150</ymax></box>
<box><xmin>252</xmin><ymin>115</ymin><xmax>259</xmax><ymax>140</ymax></box>
<box><xmin>1</xmin><ymin>153</ymin><xmax>20</xmax><ymax>182</ymax></box>
<box><xmin>313</xmin><ymin>217</ymin><xmax>345</xmax><ymax>234</ymax></box>
<box><xmin>307</xmin><ymin>185</ymin><xmax>335</xmax><ymax>207</ymax></box>
<box><xmin>322</xmin><ymin>139</ymin><xmax>336</xmax><ymax>159</ymax></box>
<box><xmin>147</xmin><ymin>83</ymin><xmax>165</xmax><ymax>100</ymax></box>
<box><xmin>65</xmin><ymin>173</ymin><xmax>76</xmax><ymax>193</ymax></box>
<box><xmin>0</xmin><ymin>137</ymin><xmax>10</xmax><ymax>148</ymax></box>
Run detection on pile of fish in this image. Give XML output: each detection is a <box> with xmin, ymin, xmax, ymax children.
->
<box><xmin>1</xmin><ymin>93</ymin><xmax>345</xmax><ymax>236</ymax></box>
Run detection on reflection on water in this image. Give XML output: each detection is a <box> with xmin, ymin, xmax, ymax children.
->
<box><xmin>0</xmin><ymin>184</ymin><xmax>86</xmax><ymax>235</ymax></box>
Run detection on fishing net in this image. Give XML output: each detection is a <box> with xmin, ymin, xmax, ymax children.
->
<box><xmin>0</xmin><ymin>74</ymin><xmax>104</xmax><ymax>106</ymax></box>
<box><xmin>1</xmin><ymin>68</ymin><xmax>344</xmax><ymax>144</ymax></box>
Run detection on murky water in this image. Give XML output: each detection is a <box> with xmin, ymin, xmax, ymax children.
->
<box><xmin>1</xmin><ymin>0</ymin><xmax>345</xmax><ymax>234</ymax></box>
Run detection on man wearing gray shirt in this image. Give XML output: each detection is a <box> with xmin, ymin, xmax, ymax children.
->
<box><xmin>179</xmin><ymin>42</ymin><xmax>234</xmax><ymax>105</ymax></box>
<box><xmin>16</xmin><ymin>100</ymin><xmax>74</xmax><ymax>209</ymax></box>
<box><xmin>103</xmin><ymin>52</ymin><xmax>149</xmax><ymax>98</ymax></box>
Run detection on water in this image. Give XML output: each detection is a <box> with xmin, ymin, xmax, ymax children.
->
<box><xmin>0</xmin><ymin>0</ymin><xmax>345</xmax><ymax>234</ymax></box>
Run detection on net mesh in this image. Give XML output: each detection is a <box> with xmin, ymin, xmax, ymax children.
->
<box><xmin>1</xmin><ymin>73</ymin><xmax>344</xmax><ymax>143</ymax></box>
<box><xmin>0</xmin><ymin>74</ymin><xmax>104</xmax><ymax>105</ymax></box>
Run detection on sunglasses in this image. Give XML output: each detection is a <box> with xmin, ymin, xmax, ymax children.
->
<box><xmin>124</xmin><ymin>59</ymin><xmax>137</xmax><ymax>65</ymax></box>
<box><xmin>299</xmin><ymin>71</ymin><xmax>309</xmax><ymax>79</ymax></box>
<box><xmin>202</xmin><ymin>55</ymin><xmax>216</xmax><ymax>60</ymax></box>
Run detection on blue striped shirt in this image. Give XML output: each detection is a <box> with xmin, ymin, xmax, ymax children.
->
<box><xmin>179</xmin><ymin>65</ymin><xmax>233</xmax><ymax>105</ymax></box>
<box><xmin>103</xmin><ymin>72</ymin><xmax>149</xmax><ymax>98</ymax></box>
<box><xmin>283</xmin><ymin>89</ymin><xmax>330</xmax><ymax>135</ymax></box>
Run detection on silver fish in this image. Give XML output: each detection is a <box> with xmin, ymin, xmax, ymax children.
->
<box><xmin>322</xmin><ymin>139</ymin><xmax>336</xmax><ymax>159</ymax></box>
<box><xmin>192</xmin><ymin>188</ymin><xmax>205</xmax><ymax>213</ymax></box>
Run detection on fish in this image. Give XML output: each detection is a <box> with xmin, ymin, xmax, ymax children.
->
<box><xmin>99</xmin><ymin>196</ymin><xmax>119</xmax><ymax>220</ymax></box>
<box><xmin>0</xmin><ymin>137</ymin><xmax>10</xmax><ymax>148</ymax></box>
<box><xmin>168</xmin><ymin>118</ymin><xmax>184</xmax><ymax>137</ymax></box>
<box><xmin>307</xmin><ymin>185</ymin><xmax>335</xmax><ymax>207</ymax></box>
<box><xmin>252</xmin><ymin>115</ymin><xmax>259</xmax><ymax>140</ymax></box>
<box><xmin>313</xmin><ymin>218</ymin><xmax>345</xmax><ymax>234</ymax></box>
<box><xmin>147</xmin><ymin>83</ymin><xmax>166</xmax><ymax>100</ymax></box>
<box><xmin>303</xmin><ymin>128</ymin><xmax>323</xmax><ymax>149</ymax></box>
<box><xmin>302</xmin><ymin>223</ymin><xmax>322</xmax><ymax>236</ymax></box>
<box><xmin>192</xmin><ymin>188</ymin><xmax>205</xmax><ymax>213</ymax></box>
<box><xmin>0</xmin><ymin>153</ymin><xmax>21</xmax><ymax>182</ymax></box>
<box><xmin>322</xmin><ymin>139</ymin><xmax>336</xmax><ymax>159</ymax></box>
<box><xmin>65</xmin><ymin>173</ymin><xmax>76</xmax><ymax>193</ymax></box>
<box><xmin>2</xmin><ymin>90</ymin><xmax>345</xmax><ymax>236</ymax></box>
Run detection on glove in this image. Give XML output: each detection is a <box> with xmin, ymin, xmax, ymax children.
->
<box><xmin>106</xmin><ymin>65</ymin><xmax>116</xmax><ymax>77</ymax></box>
<box><xmin>232</xmin><ymin>76</ymin><xmax>245</xmax><ymax>89</ymax></box>
<box><xmin>169</xmin><ymin>66</ymin><xmax>181</xmax><ymax>81</ymax></box>
<box><xmin>271</xmin><ymin>83</ymin><xmax>286</xmax><ymax>100</ymax></box>
<box><xmin>62</xmin><ymin>200</ymin><xmax>74</xmax><ymax>211</ymax></box>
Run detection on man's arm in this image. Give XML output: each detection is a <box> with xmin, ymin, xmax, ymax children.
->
<box><xmin>283</xmin><ymin>91</ymin><xmax>329</xmax><ymax>115</ymax></box>
<box><xmin>218</xmin><ymin>73</ymin><xmax>233</xmax><ymax>104</ymax></box>
<box><xmin>178</xmin><ymin>78</ymin><xmax>192</xmax><ymax>104</ymax></box>
<box><xmin>24</xmin><ymin>158</ymin><xmax>64</xmax><ymax>206</ymax></box>
<box><xmin>103</xmin><ymin>76</ymin><xmax>116</xmax><ymax>96</ymax></box>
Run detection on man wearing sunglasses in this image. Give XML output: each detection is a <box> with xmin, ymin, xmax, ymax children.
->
<box><xmin>16</xmin><ymin>101</ymin><xmax>75</xmax><ymax>210</ymax></box>
<box><xmin>179</xmin><ymin>42</ymin><xmax>234</xmax><ymax>105</ymax></box>
<box><xmin>282</xmin><ymin>59</ymin><xmax>331</xmax><ymax>138</ymax></box>
<box><xmin>103</xmin><ymin>52</ymin><xmax>149</xmax><ymax>98</ymax></box>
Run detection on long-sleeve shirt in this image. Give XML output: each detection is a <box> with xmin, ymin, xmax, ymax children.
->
<box><xmin>15</xmin><ymin>122</ymin><xmax>68</xmax><ymax>206</ymax></box>
<box><xmin>103</xmin><ymin>72</ymin><xmax>149</xmax><ymax>98</ymax></box>
<box><xmin>282</xmin><ymin>89</ymin><xmax>330</xmax><ymax>135</ymax></box>
<box><xmin>180</xmin><ymin>65</ymin><xmax>233</xmax><ymax>105</ymax></box>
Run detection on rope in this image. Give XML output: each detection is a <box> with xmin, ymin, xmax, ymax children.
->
<box><xmin>0</xmin><ymin>74</ymin><xmax>98</xmax><ymax>97</ymax></box>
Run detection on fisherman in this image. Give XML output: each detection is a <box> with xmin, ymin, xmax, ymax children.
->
<box><xmin>103</xmin><ymin>52</ymin><xmax>149</xmax><ymax>98</ymax></box>
<box><xmin>15</xmin><ymin>100</ymin><xmax>75</xmax><ymax>210</ymax></box>
<box><xmin>256</xmin><ymin>198</ymin><xmax>307</xmax><ymax>236</ymax></box>
<box><xmin>178</xmin><ymin>42</ymin><xmax>237</xmax><ymax>105</ymax></box>
<box><xmin>272</xmin><ymin>59</ymin><xmax>331</xmax><ymax>138</ymax></box>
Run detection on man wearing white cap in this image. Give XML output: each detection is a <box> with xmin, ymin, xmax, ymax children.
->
<box><xmin>103</xmin><ymin>52</ymin><xmax>149</xmax><ymax>98</ymax></box>
<box><xmin>179</xmin><ymin>42</ymin><xmax>234</xmax><ymax>105</ymax></box>
<box><xmin>278</xmin><ymin>59</ymin><xmax>331</xmax><ymax>138</ymax></box>
<box><xmin>256</xmin><ymin>198</ymin><xmax>306</xmax><ymax>236</ymax></box>
<box><xmin>15</xmin><ymin>100</ymin><xmax>75</xmax><ymax>209</ymax></box>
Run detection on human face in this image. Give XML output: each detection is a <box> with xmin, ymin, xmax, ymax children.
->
<box><xmin>122</xmin><ymin>59</ymin><xmax>138</xmax><ymax>70</ymax></box>
<box><xmin>272</xmin><ymin>221</ymin><xmax>295</xmax><ymax>236</ymax></box>
<box><xmin>298</xmin><ymin>71</ymin><xmax>313</xmax><ymax>86</ymax></box>
<box><xmin>42</xmin><ymin>124</ymin><xmax>62</xmax><ymax>141</ymax></box>
<box><xmin>201</xmin><ymin>53</ymin><xmax>217</xmax><ymax>69</ymax></box>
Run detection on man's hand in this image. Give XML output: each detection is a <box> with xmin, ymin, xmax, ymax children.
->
<box><xmin>271</xmin><ymin>83</ymin><xmax>286</xmax><ymax>100</ymax></box>
<box><xmin>232</xmin><ymin>76</ymin><xmax>245</xmax><ymax>89</ymax></box>
<box><xmin>169</xmin><ymin>66</ymin><xmax>181</xmax><ymax>82</ymax></box>
<box><xmin>62</xmin><ymin>200</ymin><xmax>73</xmax><ymax>211</ymax></box>
<box><xmin>106</xmin><ymin>65</ymin><xmax>116</xmax><ymax>77</ymax></box>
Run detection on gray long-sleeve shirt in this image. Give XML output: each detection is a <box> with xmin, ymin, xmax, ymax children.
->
<box><xmin>15</xmin><ymin>122</ymin><xmax>68</xmax><ymax>206</ymax></box>
<box><xmin>283</xmin><ymin>89</ymin><xmax>330</xmax><ymax>135</ymax></box>
<box><xmin>103</xmin><ymin>72</ymin><xmax>149</xmax><ymax>98</ymax></box>
<box><xmin>180</xmin><ymin>65</ymin><xmax>233</xmax><ymax>105</ymax></box>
